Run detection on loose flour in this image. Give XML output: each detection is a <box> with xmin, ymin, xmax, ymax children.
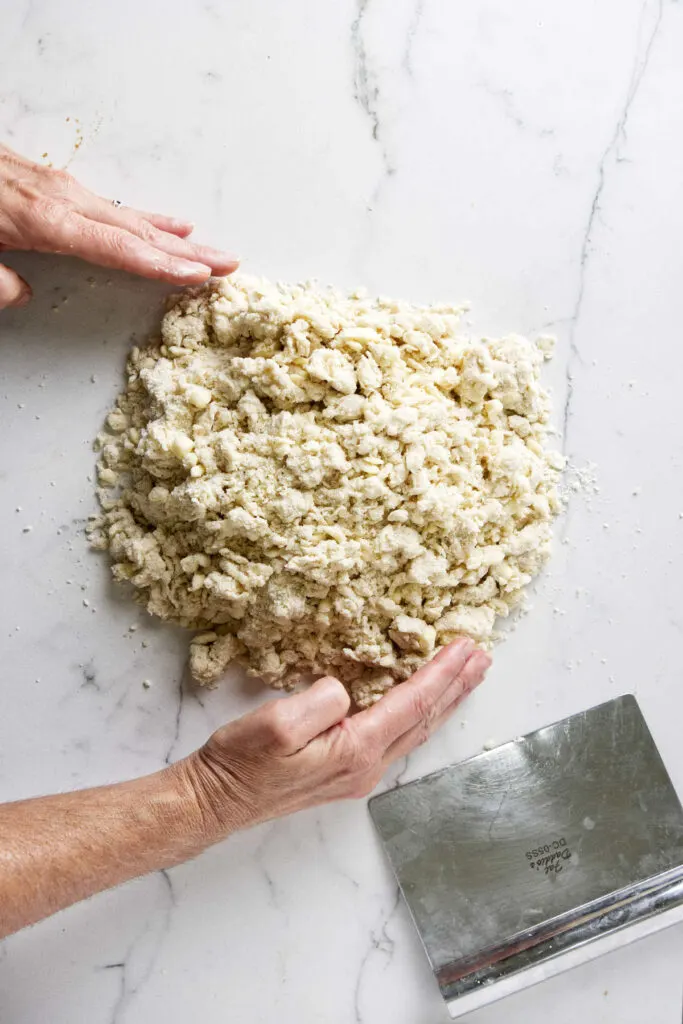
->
<box><xmin>89</xmin><ymin>275</ymin><xmax>563</xmax><ymax>706</ymax></box>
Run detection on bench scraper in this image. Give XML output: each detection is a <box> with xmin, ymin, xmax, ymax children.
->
<box><xmin>369</xmin><ymin>694</ymin><xmax>683</xmax><ymax>1018</ymax></box>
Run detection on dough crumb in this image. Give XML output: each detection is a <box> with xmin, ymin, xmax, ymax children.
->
<box><xmin>90</xmin><ymin>275</ymin><xmax>562</xmax><ymax>706</ymax></box>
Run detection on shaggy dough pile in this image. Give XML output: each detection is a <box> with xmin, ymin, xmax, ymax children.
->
<box><xmin>90</xmin><ymin>275</ymin><xmax>563</xmax><ymax>706</ymax></box>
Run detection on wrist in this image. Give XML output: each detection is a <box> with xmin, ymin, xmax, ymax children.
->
<box><xmin>162</xmin><ymin>753</ymin><xmax>245</xmax><ymax>851</ymax></box>
<box><xmin>126</xmin><ymin>764</ymin><xmax>217</xmax><ymax>864</ymax></box>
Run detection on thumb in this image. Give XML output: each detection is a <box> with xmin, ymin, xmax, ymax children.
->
<box><xmin>243</xmin><ymin>676</ymin><xmax>351</xmax><ymax>755</ymax></box>
<box><xmin>283</xmin><ymin>676</ymin><xmax>351</xmax><ymax>749</ymax></box>
<box><xmin>0</xmin><ymin>264</ymin><xmax>32</xmax><ymax>309</ymax></box>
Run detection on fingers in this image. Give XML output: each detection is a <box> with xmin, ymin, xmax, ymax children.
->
<box><xmin>354</xmin><ymin>639</ymin><xmax>475</xmax><ymax>750</ymax></box>
<box><xmin>45</xmin><ymin>213</ymin><xmax>213</xmax><ymax>284</ymax></box>
<box><xmin>127</xmin><ymin>209</ymin><xmax>195</xmax><ymax>238</ymax></box>
<box><xmin>383</xmin><ymin>649</ymin><xmax>491</xmax><ymax>764</ymax></box>
<box><xmin>82</xmin><ymin>197</ymin><xmax>239</xmax><ymax>275</ymax></box>
<box><xmin>247</xmin><ymin>676</ymin><xmax>351</xmax><ymax>756</ymax></box>
<box><xmin>0</xmin><ymin>147</ymin><xmax>238</xmax><ymax>284</ymax></box>
<box><xmin>0</xmin><ymin>264</ymin><xmax>31</xmax><ymax>309</ymax></box>
<box><xmin>429</xmin><ymin>649</ymin><xmax>490</xmax><ymax>724</ymax></box>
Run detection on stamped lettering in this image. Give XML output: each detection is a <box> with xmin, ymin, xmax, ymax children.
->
<box><xmin>525</xmin><ymin>836</ymin><xmax>572</xmax><ymax>875</ymax></box>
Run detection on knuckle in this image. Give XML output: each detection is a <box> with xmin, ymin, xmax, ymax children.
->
<box><xmin>100</xmin><ymin>227</ymin><xmax>140</xmax><ymax>260</ymax></box>
<box><xmin>261</xmin><ymin>701</ymin><xmax>295</xmax><ymax>750</ymax></box>
<box><xmin>105</xmin><ymin>227</ymin><xmax>129</xmax><ymax>253</ymax></box>
<box><xmin>50</xmin><ymin>167</ymin><xmax>76</xmax><ymax>192</ymax></box>
<box><xmin>410</xmin><ymin>690</ymin><xmax>433</xmax><ymax>724</ymax></box>
<box><xmin>415</xmin><ymin>718</ymin><xmax>432</xmax><ymax>748</ymax></box>
<box><xmin>14</xmin><ymin>180</ymin><xmax>41</xmax><ymax>208</ymax></box>
<box><xmin>38</xmin><ymin>198</ymin><xmax>71</xmax><ymax>229</ymax></box>
<box><xmin>132</xmin><ymin>217</ymin><xmax>158</xmax><ymax>243</ymax></box>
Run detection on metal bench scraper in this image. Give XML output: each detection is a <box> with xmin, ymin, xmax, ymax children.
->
<box><xmin>369</xmin><ymin>694</ymin><xmax>683</xmax><ymax>1018</ymax></box>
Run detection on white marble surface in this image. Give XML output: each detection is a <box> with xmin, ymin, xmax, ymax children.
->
<box><xmin>2</xmin><ymin>0</ymin><xmax>683</xmax><ymax>1020</ymax></box>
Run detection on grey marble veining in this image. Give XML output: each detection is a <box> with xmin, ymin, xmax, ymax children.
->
<box><xmin>1</xmin><ymin>1</ymin><xmax>683</xmax><ymax>1022</ymax></box>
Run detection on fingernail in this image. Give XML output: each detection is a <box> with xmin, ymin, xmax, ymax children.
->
<box><xmin>320</xmin><ymin>676</ymin><xmax>348</xmax><ymax>700</ymax></box>
<box><xmin>13</xmin><ymin>288</ymin><xmax>32</xmax><ymax>308</ymax></box>
<box><xmin>173</xmin><ymin>261</ymin><xmax>212</xmax><ymax>280</ymax></box>
<box><xmin>202</xmin><ymin>249</ymin><xmax>241</xmax><ymax>268</ymax></box>
<box><xmin>205</xmin><ymin>246</ymin><xmax>240</xmax><ymax>260</ymax></box>
<box><xmin>469</xmin><ymin>652</ymin><xmax>493</xmax><ymax>689</ymax></box>
<box><xmin>452</xmin><ymin>637</ymin><xmax>475</xmax><ymax>657</ymax></box>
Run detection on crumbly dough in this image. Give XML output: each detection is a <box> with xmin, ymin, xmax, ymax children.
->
<box><xmin>89</xmin><ymin>275</ymin><xmax>563</xmax><ymax>706</ymax></box>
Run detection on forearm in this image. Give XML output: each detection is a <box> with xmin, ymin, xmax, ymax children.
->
<box><xmin>0</xmin><ymin>643</ymin><xmax>489</xmax><ymax>940</ymax></box>
<box><xmin>0</xmin><ymin>765</ymin><xmax>209</xmax><ymax>939</ymax></box>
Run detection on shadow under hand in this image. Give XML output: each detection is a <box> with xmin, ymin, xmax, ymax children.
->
<box><xmin>0</xmin><ymin>251</ymin><xmax>175</xmax><ymax>350</ymax></box>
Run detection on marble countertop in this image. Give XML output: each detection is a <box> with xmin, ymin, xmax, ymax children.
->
<box><xmin>2</xmin><ymin>1</ymin><xmax>683</xmax><ymax>1021</ymax></box>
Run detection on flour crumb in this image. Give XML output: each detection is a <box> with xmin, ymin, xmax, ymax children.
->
<box><xmin>561</xmin><ymin>460</ymin><xmax>599</xmax><ymax>500</ymax></box>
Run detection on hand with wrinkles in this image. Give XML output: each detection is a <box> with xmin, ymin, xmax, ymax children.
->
<box><xmin>0</xmin><ymin>640</ymin><xmax>490</xmax><ymax>938</ymax></box>
<box><xmin>184</xmin><ymin>639</ymin><xmax>489</xmax><ymax>835</ymax></box>
<box><xmin>0</xmin><ymin>143</ymin><xmax>238</xmax><ymax>308</ymax></box>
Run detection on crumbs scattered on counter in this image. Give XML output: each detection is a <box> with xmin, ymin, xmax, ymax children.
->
<box><xmin>561</xmin><ymin>461</ymin><xmax>599</xmax><ymax>500</ymax></box>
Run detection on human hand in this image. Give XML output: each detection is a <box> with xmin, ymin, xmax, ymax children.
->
<box><xmin>0</xmin><ymin>143</ymin><xmax>239</xmax><ymax>309</ymax></box>
<box><xmin>0</xmin><ymin>639</ymin><xmax>489</xmax><ymax>938</ymax></box>
<box><xmin>176</xmin><ymin>639</ymin><xmax>491</xmax><ymax>844</ymax></box>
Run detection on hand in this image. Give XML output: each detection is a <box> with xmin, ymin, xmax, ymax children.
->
<box><xmin>0</xmin><ymin>143</ymin><xmax>239</xmax><ymax>309</ymax></box>
<box><xmin>177</xmin><ymin>639</ymin><xmax>491</xmax><ymax>843</ymax></box>
<box><xmin>0</xmin><ymin>639</ymin><xmax>490</xmax><ymax>938</ymax></box>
